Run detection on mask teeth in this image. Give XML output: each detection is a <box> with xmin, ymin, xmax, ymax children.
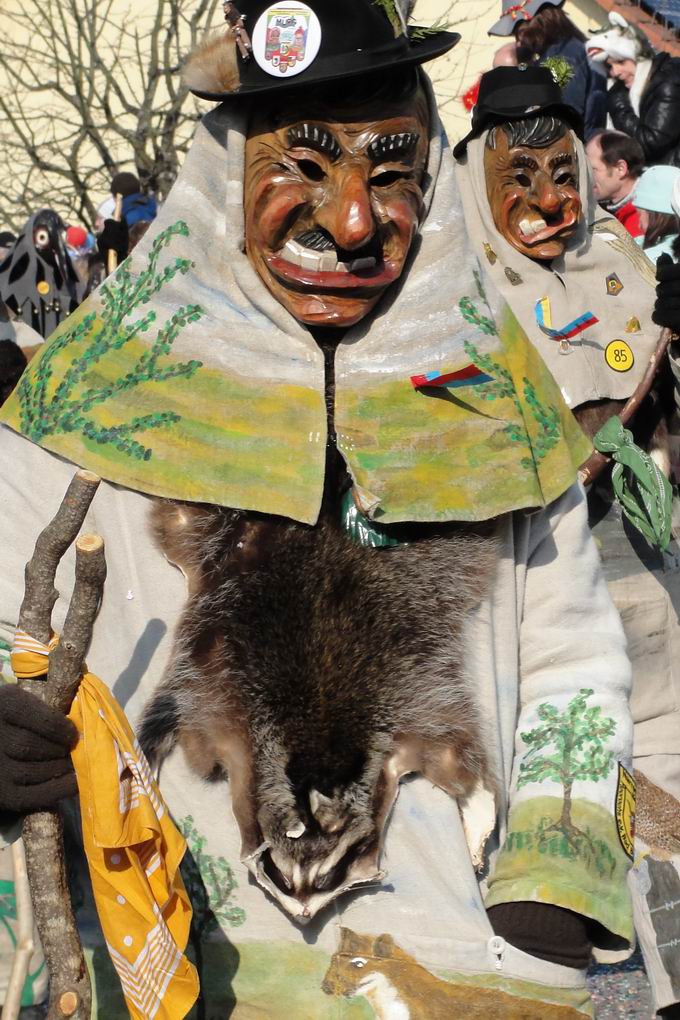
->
<box><xmin>281</xmin><ymin>239</ymin><xmax>376</xmax><ymax>273</ymax></box>
<box><xmin>519</xmin><ymin>217</ymin><xmax>548</xmax><ymax>236</ymax></box>
<box><xmin>342</xmin><ymin>256</ymin><xmax>377</xmax><ymax>272</ymax></box>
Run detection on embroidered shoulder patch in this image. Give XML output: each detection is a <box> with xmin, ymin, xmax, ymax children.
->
<box><xmin>615</xmin><ymin>763</ymin><xmax>636</xmax><ymax>859</ymax></box>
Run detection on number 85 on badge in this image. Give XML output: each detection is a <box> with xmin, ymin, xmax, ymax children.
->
<box><xmin>605</xmin><ymin>339</ymin><xmax>635</xmax><ymax>373</ymax></box>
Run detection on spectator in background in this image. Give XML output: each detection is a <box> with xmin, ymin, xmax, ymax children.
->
<box><xmin>0</xmin><ymin>301</ymin><xmax>27</xmax><ymax>406</ymax></box>
<box><xmin>488</xmin><ymin>0</ymin><xmax>607</xmax><ymax>139</ymax></box>
<box><xmin>493</xmin><ymin>41</ymin><xmax>518</xmax><ymax>67</ymax></box>
<box><xmin>585</xmin><ymin>130</ymin><xmax>645</xmax><ymax>238</ymax></box>
<box><xmin>65</xmin><ymin>224</ymin><xmax>105</xmax><ymax>298</ymax></box>
<box><xmin>94</xmin><ymin>196</ymin><xmax>115</xmax><ymax>234</ymax></box>
<box><xmin>634</xmin><ymin>164</ymin><xmax>680</xmax><ymax>262</ymax></box>
<box><xmin>110</xmin><ymin>172</ymin><xmax>157</xmax><ymax>228</ymax></box>
<box><xmin>0</xmin><ymin>233</ymin><xmax>16</xmax><ymax>261</ymax></box>
<box><xmin>462</xmin><ymin>41</ymin><xmax>518</xmax><ymax>113</ymax></box>
<box><xmin>65</xmin><ymin>224</ymin><xmax>95</xmax><ymax>272</ymax></box>
<box><xmin>93</xmin><ymin>172</ymin><xmax>158</xmax><ymax>279</ymax></box>
<box><xmin>671</xmin><ymin>177</ymin><xmax>680</xmax><ymax>262</ymax></box>
<box><xmin>128</xmin><ymin>220</ymin><xmax>152</xmax><ymax>251</ymax></box>
<box><xmin>463</xmin><ymin>41</ymin><xmax>517</xmax><ymax>113</ymax></box>
<box><xmin>588</xmin><ymin>12</ymin><xmax>680</xmax><ymax>167</ymax></box>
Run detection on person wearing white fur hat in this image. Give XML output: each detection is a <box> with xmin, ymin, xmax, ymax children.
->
<box><xmin>587</xmin><ymin>12</ymin><xmax>680</xmax><ymax>167</ymax></box>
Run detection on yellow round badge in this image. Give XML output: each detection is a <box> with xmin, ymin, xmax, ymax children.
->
<box><xmin>36</xmin><ymin>281</ymin><xmax>50</xmax><ymax>296</ymax></box>
<box><xmin>605</xmin><ymin>339</ymin><xmax>634</xmax><ymax>373</ymax></box>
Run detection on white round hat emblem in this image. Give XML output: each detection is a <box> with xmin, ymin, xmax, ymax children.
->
<box><xmin>252</xmin><ymin>2</ymin><xmax>322</xmax><ymax>79</ymax></box>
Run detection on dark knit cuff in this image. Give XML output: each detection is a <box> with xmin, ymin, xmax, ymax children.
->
<box><xmin>487</xmin><ymin>901</ymin><xmax>592</xmax><ymax>969</ymax></box>
<box><xmin>0</xmin><ymin>808</ymin><xmax>21</xmax><ymax>832</ymax></box>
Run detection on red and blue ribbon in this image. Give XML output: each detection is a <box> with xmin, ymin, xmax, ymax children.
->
<box><xmin>535</xmin><ymin>297</ymin><xmax>598</xmax><ymax>342</ymax></box>
<box><xmin>411</xmin><ymin>363</ymin><xmax>493</xmax><ymax>390</ymax></box>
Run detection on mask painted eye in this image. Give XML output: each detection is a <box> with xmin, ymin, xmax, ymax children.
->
<box><xmin>554</xmin><ymin>170</ymin><xmax>576</xmax><ymax>187</ymax></box>
<box><xmin>34</xmin><ymin>228</ymin><xmax>50</xmax><ymax>248</ymax></box>
<box><xmin>370</xmin><ymin>169</ymin><xmax>410</xmax><ymax>187</ymax></box>
<box><xmin>350</xmin><ymin>957</ymin><xmax>367</xmax><ymax>969</ymax></box>
<box><xmin>514</xmin><ymin>172</ymin><xmax>531</xmax><ymax>188</ymax></box>
<box><xmin>295</xmin><ymin>159</ymin><xmax>326</xmax><ymax>182</ymax></box>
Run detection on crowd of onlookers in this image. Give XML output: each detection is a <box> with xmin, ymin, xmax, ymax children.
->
<box><xmin>0</xmin><ymin>171</ymin><xmax>157</xmax><ymax>405</ymax></box>
<box><xmin>2</xmin><ymin>1</ymin><xmax>680</xmax><ymax>407</ymax></box>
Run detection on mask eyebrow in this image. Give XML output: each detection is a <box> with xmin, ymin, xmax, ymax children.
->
<box><xmin>509</xmin><ymin>152</ymin><xmax>538</xmax><ymax>170</ymax></box>
<box><xmin>368</xmin><ymin>132</ymin><xmax>420</xmax><ymax>163</ymax></box>
<box><xmin>549</xmin><ymin>151</ymin><xmax>575</xmax><ymax>169</ymax></box>
<box><xmin>286</xmin><ymin>123</ymin><xmax>342</xmax><ymax>161</ymax></box>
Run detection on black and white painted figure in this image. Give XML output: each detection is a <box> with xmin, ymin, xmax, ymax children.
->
<box><xmin>0</xmin><ymin>209</ymin><xmax>82</xmax><ymax>337</ymax></box>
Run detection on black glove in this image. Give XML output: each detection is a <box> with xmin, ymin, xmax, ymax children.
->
<box><xmin>487</xmin><ymin>901</ymin><xmax>592</xmax><ymax>969</ymax></box>
<box><xmin>653</xmin><ymin>252</ymin><xmax>680</xmax><ymax>332</ymax></box>
<box><xmin>96</xmin><ymin>217</ymin><xmax>129</xmax><ymax>263</ymax></box>
<box><xmin>0</xmin><ymin>684</ymin><xmax>78</xmax><ymax>818</ymax></box>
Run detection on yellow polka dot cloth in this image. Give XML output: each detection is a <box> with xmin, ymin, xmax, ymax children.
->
<box><xmin>11</xmin><ymin>630</ymin><xmax>199</xmax><ymax>1020</ymax></box>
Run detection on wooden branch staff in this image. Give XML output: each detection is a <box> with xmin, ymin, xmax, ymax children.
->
<box><xmin>17</xmin><ymin>469</ymin><xmax>106</xmax><ymax>1020</ymax></box>
<box><xmin>106</xmin><ymin>192</ymin><xmax>123</xmax><ymax>276</ymax></box>
<box><xmin>579</xmin><ymin>328</ymin><xmax>675</xmax><ymax>487</ymax></box>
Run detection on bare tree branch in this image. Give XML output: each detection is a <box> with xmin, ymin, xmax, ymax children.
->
<box><xmin>0</xmin><ymin>0</ymin><xmax>220</xmax><ymax>231</ymax></box>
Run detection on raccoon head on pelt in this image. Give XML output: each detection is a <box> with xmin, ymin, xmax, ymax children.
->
<box><xmin>140</xmin><ymin>499</ymin><xmax>499</xmax><ymax>921</ymax></box>
<box><xmin>254</xmin><ymin>734</ymin><xmax>391</xmax><ymax>904</ymax></box>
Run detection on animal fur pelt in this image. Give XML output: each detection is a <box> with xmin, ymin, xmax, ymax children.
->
<box><xmin>183</xmin><ymin>25</ymin><xmax>240</xmax><ymax>96</ymax></box>
<box><xmin>139</xmin><ymin>500</ymin><xmax>499</xmax><ymax>920</ymax></box>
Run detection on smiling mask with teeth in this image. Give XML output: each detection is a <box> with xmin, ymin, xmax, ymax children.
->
<box><xmin>244</xmin><ymin>84</ymin><xmax>430</xmax><ymax>327</ymax></box>
<box><xmin>483</xmin><ymin>115</ymin><xmax>582</xmax><ymax>262</ymax></box>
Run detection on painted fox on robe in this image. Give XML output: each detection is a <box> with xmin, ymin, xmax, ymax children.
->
<box><xmin>138</xmin><ymin>498</ymin><xmax>499</xmax><ymax>920</ymax></box>
<box><xmin>322</xmin><ymin>928</ymin><xmax>587</xmax><ymax>1020</ymax></box>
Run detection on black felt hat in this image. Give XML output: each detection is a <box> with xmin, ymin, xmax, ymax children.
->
<box><xmin>452</xmin><ymin>65</ymin><xmax>583</xmax><ymax>159</ymax></box>
<box><xmin>184</xmin><ymin>0</ymin><xmax>460</xmax><ymax>101</ymax></box>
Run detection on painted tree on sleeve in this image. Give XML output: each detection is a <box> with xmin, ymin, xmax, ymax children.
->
<box><xmin>517</xmin><ymin>688</ymin><xmax>616</xmax><ymax>851</ymax></box>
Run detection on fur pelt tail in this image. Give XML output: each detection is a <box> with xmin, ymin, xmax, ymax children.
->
<box><xmin>138</xmin><ymin>688</ymin><xmax>182</xmax><ymax>770</ymax></box>
<box><xmin>183</xmin><ymin>25</ymin><xmax>240</xmax><ymax>95</ymax></box>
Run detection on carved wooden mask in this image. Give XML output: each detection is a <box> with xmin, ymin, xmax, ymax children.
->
<box><xmin>244</xmin><ymin>86</ymin><xmax>430</xmax><ymax>327</ymax></box>
<box><xmin>483</xmin><ymin>118</ymin><xmax>582</xmax><ymax>261</ymax></box>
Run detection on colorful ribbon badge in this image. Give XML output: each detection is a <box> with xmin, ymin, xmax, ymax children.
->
<box><xmin>535</xmin><ymin>297</ymin><xmax>599</xmax><ymax>354</ymax></box>
<box><xmin>411</xmin><ymin>363</ymin><xmax>493</xmax><ymax>390</ymax></box>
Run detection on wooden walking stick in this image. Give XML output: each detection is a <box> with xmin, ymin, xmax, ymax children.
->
<box><xmin>17</xmin><ymin>469</ymin><xmax>106</xmax><ymax>1020</ymax></box>
<box><xmin>579</xmin><ymin>328</ymin><xmax>676</xmax><ymax>487</ymax></box>
<box><xmin>106</xmin><ymin>193</ymin><xmax>123</xmax><ymax>276</ymax></box>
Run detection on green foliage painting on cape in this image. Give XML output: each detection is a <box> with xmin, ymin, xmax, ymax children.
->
<box><xmin>460</xmin><ymin>286</ymin><xmax>563</xmax><ymax>469</ymax></box>
<box><xmin>16</xmin><ymin>220</ymin><xmax>204</xmax><ymax>462</ymax></box>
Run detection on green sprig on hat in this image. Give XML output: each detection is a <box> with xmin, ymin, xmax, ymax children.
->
<box><xmin>372</xmin><ymin>0</ymin><xmax>451</xmax><ymax>40</ymax></box>
<box><xmin>411</xmin><ymin>17</ymin><xmax>453</xmax><ymax>41</ymax></box>
<box><xmin>372</xmin><ymin>0</ymin><xmax>408</xmax><ymax>35</ymax></box>
<box><xmin>541</xmin><ymin>56</ymin><xmax>575</xmax><ymax>91</ymax></box>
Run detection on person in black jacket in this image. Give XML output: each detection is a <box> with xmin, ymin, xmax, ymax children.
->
<box><xmin>593</xmin><ymin>17</ymin><xmax>680</xmax><ymax>167</ymax></box>
<box><xmin>609</xmin><ymin>52</ymin><xmax>680</xmax><ymax>167</ymax></box>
